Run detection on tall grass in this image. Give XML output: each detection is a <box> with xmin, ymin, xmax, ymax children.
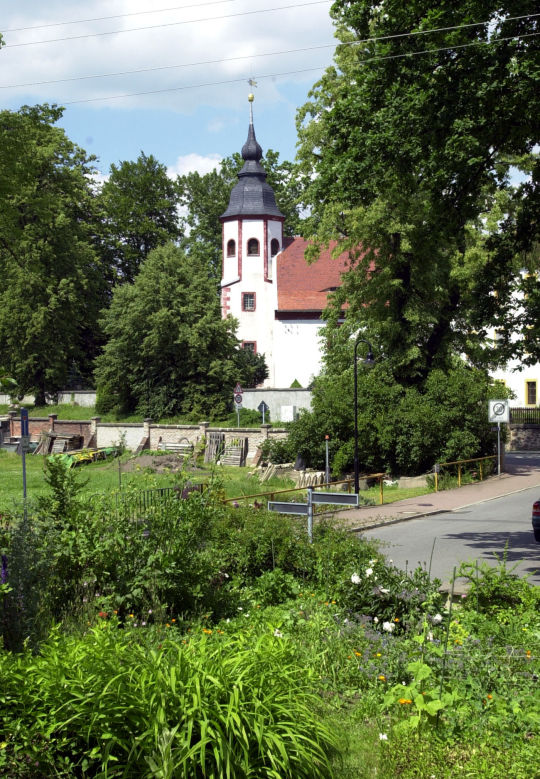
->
<box><xmin>0</xmin><ymin>622</ymin><xmax>338</xmax><ymax>777</ymax></box>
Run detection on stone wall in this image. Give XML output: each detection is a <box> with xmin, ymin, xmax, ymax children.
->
<box><xmin>4</xmin><ymin>412</ymin><xmax>289</xmax><ymax>463</ymax></box>
<box><xmin>508</xmin><ymin>424</ymin><xmax>540</xmax><ymax>451</ymax></box>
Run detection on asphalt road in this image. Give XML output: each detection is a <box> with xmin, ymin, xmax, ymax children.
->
<box><xmin>360</xmin><ymin>485</ymin><xmax>540</xmax><ymax>586</ymax></box>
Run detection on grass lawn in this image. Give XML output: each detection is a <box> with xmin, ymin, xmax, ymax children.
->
<box><xmin>0</xmin><ymin>449</ymin><xmax>436</xmax><ymax>515</ymax></box>
<box><xmin>0</xmin><ymin>452</ymin><xmax>298</xmax><ymax>513</ymax></box>
<box><xmin>0</xmin><ymin>403</ymin><xmax>277</xmax><ymax>427</ymax></box>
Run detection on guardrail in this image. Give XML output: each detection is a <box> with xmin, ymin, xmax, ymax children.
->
<box><xmin>433</xmin><ymin>455</ymin><xmax>496</xmax><ymax>491</ymax></box>
<box><xmin>224</xmin><ymin>473</ymin><xmax>387</xmax><ymax>506</ymax></box>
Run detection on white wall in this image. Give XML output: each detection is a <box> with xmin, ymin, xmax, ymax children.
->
<box><xmin>96</xmin><ymin>424</ymin><xmax>145</xmax><ymax>450</ymax></box>
<box><xmin>272</xmin><ymin>318</ymin><xmax>324</xmax><ymax>388</ymax></box>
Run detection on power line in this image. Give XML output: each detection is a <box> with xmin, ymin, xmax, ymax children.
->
<box><xmin>2</xmin><ymin>1</ymin><xmax>332</xmax><ymax>48</ymax></box>
<box><xmin>1</xmin><ymin>13</ymin><xmax>537</xmax><ymax>90</ymax></box>
<box><xmin>2</xmin><ymin>0</ymin><xmax>235</xmax><ymax>33</ymax></box>
<box><xmin>62</xmin><ymin>32</ymin><xmax>539</xmax><ymax>106</ymax></box>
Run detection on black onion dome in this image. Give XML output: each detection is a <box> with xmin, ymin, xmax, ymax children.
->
<box><xmin>221</xmin><ymin>121</ymin><xmax>284</xmax><ymax>219</ymax></box>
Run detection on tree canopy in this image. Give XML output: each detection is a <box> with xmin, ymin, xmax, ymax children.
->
<box><xmin>96</xmin><ymin>152</ymin><xmax>182</xmax><ymax>285</ymax></box>
<box><xmin>94</xmin><ymin>243</ymin><xmax>266</xmax><ymax>420</ymax></box>
<box><xmin>297</xmin><ymin>0</ymin><xmax>539</xmax><ymax>383</ymax></box>
<box><xmin>0</xmin><ymin>105</ymin><xmax>108</xmax><ymax>402</ymax></box>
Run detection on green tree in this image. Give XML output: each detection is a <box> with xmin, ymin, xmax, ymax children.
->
<box><xmin>177</xmin><ymin>151</ymin><xmax>305</xmax><ymax>278</ymax></box>
<box><xmin>269</xmin><ymin>357</ymin><xmax>506</xmax><ymax>476</ymax></box>
<box><xmin>94</xmin><ymin>242</ymin><xmax>266</xmax><ymax>419</ymax></box>
<box><xmin>297</xmin><ymin>0</ymin><xmax>539</xmax><ymax>381</ymax></box>
<box><xmin>96</xmin><ymin>152</ymin><xmax>182</xmax><ymax>284</ymax></box>
<box><xmin>0</xmin><ymin>105</ymin><xmax>108</xmax><ymax>403</ymax></box>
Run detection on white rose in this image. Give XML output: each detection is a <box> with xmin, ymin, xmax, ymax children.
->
<box><xmin>351</xmin><ymin>573</ymin><xmax>361</xmax><ymax>584</ymax></box>
<box><xmin>382</xmin><ymin>621</ymin><xmax>395</xmax><ymax>633</ymax></box>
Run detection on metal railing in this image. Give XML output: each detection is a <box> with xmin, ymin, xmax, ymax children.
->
<box><xmin>433</xmin><ymin>455</ymin><xmax>496</xmax><ymax>491</ymax></box>
<box><xmin>224</xmin><ymin>473</ymin><xmax>387</xmax><ymax>506</ymax></box>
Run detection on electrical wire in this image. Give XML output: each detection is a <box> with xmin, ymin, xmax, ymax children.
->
<box><xmin>2</xmin><ymin>1</ymin><xmax>332</xmax><ymax>48</ymax></box>
<box><xmin>2</xmin><ymin>0</ymin><xmax>236</xmax><ymax>33</ymax></box>
<box><xmin>61</xmin><ymin>31</ymin><xmax>539</xmax><ymax>106</ymax></box>
<box><xmin>1</xmin><ymin>13</ymin><xmax>537</xmax><ymax>90</ymax></box>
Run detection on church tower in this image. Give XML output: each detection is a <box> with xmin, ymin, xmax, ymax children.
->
<box><xmin>220</xmin><ymin>95</ymin><xmax>284</xmax><ymax>386</ymax></box>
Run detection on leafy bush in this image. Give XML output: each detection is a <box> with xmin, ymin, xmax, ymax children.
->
<box><xmin>280</xmin><ymin>360</ymin><xmax>508</xmax><ymax>476</ymax></box>
<box><xmin>0</xmin><ymin>622</ymin><xmax>338</xmax><ymax>778</ymax></box>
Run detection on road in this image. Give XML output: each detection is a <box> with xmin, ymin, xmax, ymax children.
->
<box><xmin>360</xmin><ymin>485</ymin><xmax>540</xmax><ymax>586</ymax></box>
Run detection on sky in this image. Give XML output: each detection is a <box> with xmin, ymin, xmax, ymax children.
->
<box><xmin>0</xmin><ymin>0</ymin><xmax>337</xmax><ymax>178</ymax></box>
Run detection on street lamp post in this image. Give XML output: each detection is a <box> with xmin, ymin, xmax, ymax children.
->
<box><xmin>353</xmin><ymin>336</ymin><xmax>374</xmax><ymax>495</ymax></box>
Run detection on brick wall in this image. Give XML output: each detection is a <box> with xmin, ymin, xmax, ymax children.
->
<box><xmin>9</xmin><ymin>413</ymin><xmax>93</xmax><ymax>444</ymax></box>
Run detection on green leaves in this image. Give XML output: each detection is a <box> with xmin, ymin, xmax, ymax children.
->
<box><xmin>94</xmin><ymin>242</ymin><xmax>258</xmax><ymax>419</ymax></box>
<box><xmin>297</xmin><ymin>0</ymin><xmax>540</xmax><ymax>379</ymax></box>
<box><xmin>0</xmin><ymin>624</ymin><xmax>338</xmax><ymax>776</ymax></box>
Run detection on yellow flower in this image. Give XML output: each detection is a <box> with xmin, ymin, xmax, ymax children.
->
<box><xmin>202</xmin><ymin>628</ymin><xmax>212</xmax><ymax>634</ymax></box>
<box><xmin>526</xmin><ymin>650</ymin><xmax>532</xmax><ymax>658</ymax></box>
<box><xmin>331</xmin><ymin>600</ymin><xmax>336</xmax><ymax>604</ymax></box>
<box><xmin>487</xmin><ymin>694</ymin><xmax>492</xmax><ymax>699</ymax></box>
<box><xmin>128</xmin><ymin>614</ymin><xmax>134</xmax><ymax>619</ymax></box>
<box><xmin>376</xmin><ymin>652</ymin><xmax>382</xmax><ymax>657</ymax></box>
<box><xmin>171</xmin><ymin>618</ymin><xmax>176</xmax><ymax>623</ymax></box>
<box><xmin>354</xmin><ymin>651</ymin><xmax>361</xmax><ymax>656</ymax></box>
<box><xmin>0</xmin><ymin>742</ymin><xmax>7</xmax><ymax>750</ymax></box>
<box><xmin>378</xmin><ymin>675</ymin><xmax>386</xmax><ymax>681</ymax></box>
<box><xmin>398</xmin><ymin>698</ymin><xmax>412</xmax><ymax>705</ymax></box>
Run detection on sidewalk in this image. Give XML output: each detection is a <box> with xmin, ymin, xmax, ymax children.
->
<box><xmin>336</xmin><ymin>452</ymin><xmax>540</xmax><ymax>531</ymax></box>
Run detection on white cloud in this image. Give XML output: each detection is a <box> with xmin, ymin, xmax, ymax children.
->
<box><xmin>167</xmin><ymin>153</ymin><xmax>222</xmax><ymax>177</ymax></box>
<box><xmin>0</xmin><ymin>0</ymin><xmax>335</xmax><ymax>112</ymax></box>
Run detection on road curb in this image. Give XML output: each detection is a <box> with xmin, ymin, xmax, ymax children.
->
<box><xmin>346</xmin><ymin>479</ymin><xmax>540</xmax><ymax>534</ymax></box>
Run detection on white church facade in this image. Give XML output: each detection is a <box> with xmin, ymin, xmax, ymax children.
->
<box><xmin>220</xmin><ymin>99</ymin><xmax>348</xmax><ymax>388</ymax></box>
<box><xmin>220</xmin><ymin>101</ymin><xmax>539</xmax><ymax>406</ymax></box>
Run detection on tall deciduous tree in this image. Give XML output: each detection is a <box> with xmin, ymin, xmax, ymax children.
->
<box><xmin>94</xmin><ymin>242</ymin><xmax>266</xmax><ymax>420</ymax></box>
<box><xmin>96</xmin><ymin>152</ymin><xmax>181</xmax><ymax>284</ymax></box>
<box><xmin>0</xmin><ymin>105</ymin><xmax>108</xmax><ymax>403</ymax></box>
<box><xmin>297</xmin><ymin>0</ymin><xmax>539</xmax><ymax>382</ymax></box>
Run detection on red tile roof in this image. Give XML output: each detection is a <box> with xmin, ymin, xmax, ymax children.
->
<box><xmin>276</xmin><ymin>237</ymin><xmax>357</xmax><ymax>312</ymax></box>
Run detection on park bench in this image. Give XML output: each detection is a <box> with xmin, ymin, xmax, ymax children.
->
<box><xmin>157</xmin><ymin>441</ymin><xmax>194</xmax><ymax>458</ymax></box>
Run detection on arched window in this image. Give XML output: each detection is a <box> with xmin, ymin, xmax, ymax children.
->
<box><xmin>270</xmin><ymin>238</ymin><xmax>280</xmax><ymax>256</ymax></box>
<box><xmin>226</xmin><ymin>239</ymin><xmax>236</xmax><ymax>257</ymax></box>
<box><xmin>247</xmin><ymin>238</ymin><xmax>260</xmax><ymax>256</ymax></box>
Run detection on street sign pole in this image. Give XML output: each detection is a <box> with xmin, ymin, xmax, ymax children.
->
<box><xmin>307</xmin><ymin>487</ymin><xmax>314</xmax><ymax>544</ymax></box>
<box><xmin>325</xmin><ymin>435</ymin><xmax>330</xmax><ymax>485</ymax></box>
<box><xmin>233</xmin><ymin>385</ymin><xmax>243</xmax><ymax>427</ymax></box>
<box><xmin>20</xmin><ymin>408</ymin><xmax>29</xmax><ymax>521</ymax></box>
<box><xmin>497</xmin><ymin>422</ymin><xmax>501</xmax><ymax>476</ymax></box>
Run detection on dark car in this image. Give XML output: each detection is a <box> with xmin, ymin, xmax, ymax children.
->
<box><xmin>533</xmin><ymin>499</ymin><xmax>540</xmax><ymax>543</ymax></box>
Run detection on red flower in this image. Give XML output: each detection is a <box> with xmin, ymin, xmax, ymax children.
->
<box><xmin>98</xmin><ymin>611</ymin><xmax>108</xmax><ymax>618</ymax></box>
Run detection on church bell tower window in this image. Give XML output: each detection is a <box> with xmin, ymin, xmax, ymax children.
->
<box><xmin>270</xmin><ymin>238</ymin><xmax>280</xmax><ymax>256</ymax></box>
<box><xmin>247</xmin><ymin>238</ymin><xmax>260</xmax><ymax>256</ymax></box>
<box><xmin>227</xmin><ymin>239</ymin><xmax>236</xmax><ymax>257</ymax></box>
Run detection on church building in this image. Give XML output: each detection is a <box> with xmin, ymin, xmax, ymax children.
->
<box><xmin>220</xmin><ymin>98</ymin><xmax>539</xmax><ymax>407</ymax></box>
<box><xmin>220</xmin><ymin>96</ymin><xmax>349</xmax><ymax>388</ymax></box>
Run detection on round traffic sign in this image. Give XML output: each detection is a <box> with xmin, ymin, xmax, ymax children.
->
<box><xmin>492</xmin><ymin>402</ymin><xmax>505</xmax><ymax>416</ymax></box>
<box><xmin>234</xmin><ymin>393</ymin><xmax>243</xmax><ymax>404</ymax></box>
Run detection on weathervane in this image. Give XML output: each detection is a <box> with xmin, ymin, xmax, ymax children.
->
<box><xmin>247</xmin><ymin>78</ymin><xmax>257</xmax><ymax>122</ymax></box>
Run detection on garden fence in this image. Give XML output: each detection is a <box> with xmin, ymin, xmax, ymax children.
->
<box><xmin>510</xmin><ymin>406</ymin><xmax>540</xmax><ymax>424</ymax></box>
